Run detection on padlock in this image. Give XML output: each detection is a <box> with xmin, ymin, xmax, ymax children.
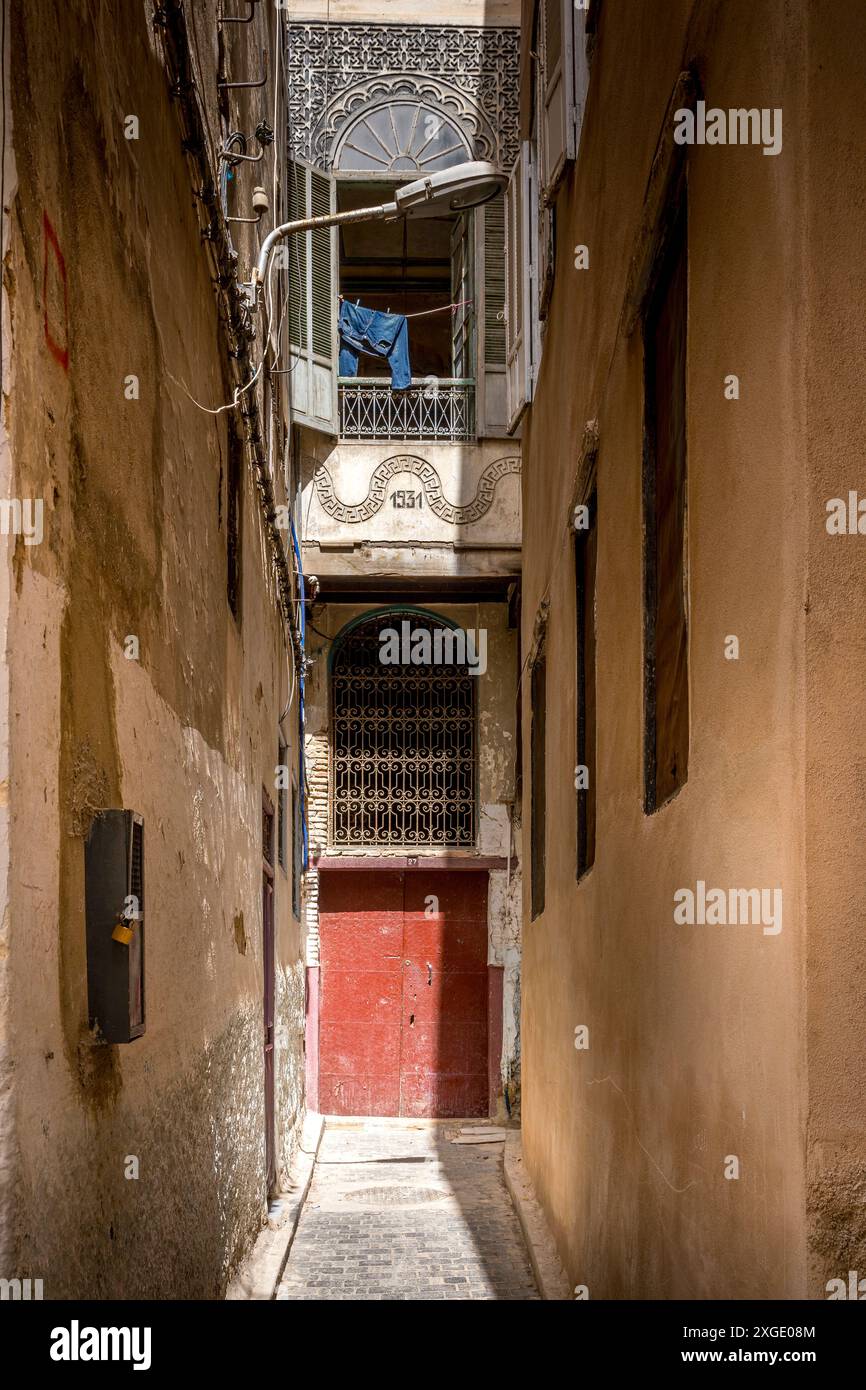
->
<box><xmin>112</xmin><ymin>919</ymin><xmax>134</xmax><ymax>946</ymax></box>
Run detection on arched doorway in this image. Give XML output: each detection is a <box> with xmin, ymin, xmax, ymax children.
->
<box><xmin>317</xmin><ymin>609</ymin><xmax>491</xmax><ymax>1118</ymax></box>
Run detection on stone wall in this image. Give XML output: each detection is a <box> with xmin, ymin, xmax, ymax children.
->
<box><xmin>0</xmin><ymin>0</ymin><xmax>305</xmax><ymax>1297</ymax></box>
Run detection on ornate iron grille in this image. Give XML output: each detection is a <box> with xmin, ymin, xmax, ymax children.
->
<box><xmin>339</xmin><ymin>378</ymin><xmax>474</xmax><ymax>442</ymax></box>
<box><xmin>330</xmin><ymin>612</ymin><xmax>476</xmax><ymax>848</ymax></box>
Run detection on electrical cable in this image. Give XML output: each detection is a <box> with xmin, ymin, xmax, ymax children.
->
<box><xmin>167</xmin><ymin>240</ymin><xmax>282</xmax><ymax>414</ymax></box>
<box><xmin>267</xmin><ymin>0</ymin><xmax>286</xmax><ymax>367</ymax></box>
<box><xmin>188</xmin><ymin>1</ymin><xmax>219</xmax><ymax>172</ymax></box>
<box><xmin>167</xmin><ymin>355</ymin><xmax>262</xmax><ymax>416</ymax></box>
<box><xmin>306</xmin><ymin>618</ymin><xmax>336</xmax><ymax>644</ymax></box>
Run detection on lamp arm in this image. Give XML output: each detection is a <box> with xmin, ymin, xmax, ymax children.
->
<box><xmin>253</xmin><ymin>201</ymin><xmax>399</xmax><ymax>292</ymax></box>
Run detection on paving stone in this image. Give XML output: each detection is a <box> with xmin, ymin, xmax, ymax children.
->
<box><xmin>277</xmin><ymin>1119</ymin><xmax>540</xmax><ymax>1301</ymax></box>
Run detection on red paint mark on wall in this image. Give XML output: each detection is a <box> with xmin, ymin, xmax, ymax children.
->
<box><xmin>42</xmin><ymin>212</ymin><xmax>69</xmax><ymax>371</ymax></box>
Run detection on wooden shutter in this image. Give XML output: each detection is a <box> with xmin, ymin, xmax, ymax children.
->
<box><xmin>476</xmin><ymin>193</ymin><xmax>508</xmax><ymax>436</ymax></box>
<box><xmin>505</xmin><ymin>144</ymin><xmax>533</xmax><ymax>433</ymax></box>
<box><xmin>540</xmin><ymin>0</ymin><xmax>575</xmax><ymax>195</ymax></box>
<box><xmin>450</xmin><ymin>212</ymin><xmax>474</xmax><ymax>384</ymax></box>
<box><xmin>528</xmin><ymin>147</ymin><xmax>544</xmax><ymax>388</ymax></box>
<box><xmin>573</xmin><ymin>0</ymin><xmax>590</xmax><ymax>157</ymax></box>
<box><xmin>643</xmin><ymin>210</ymin><xmax>689</xmax><ymax>811</ymax></box>
<box><xmin>285</xmin><ymin>157</ymin><xmax>338</xmax><ymax>435</ymax></box>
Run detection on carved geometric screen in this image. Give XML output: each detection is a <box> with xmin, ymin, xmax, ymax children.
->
<box><xmin>286</xmin><ymin>23</ymin><xmax>520</xmax><ymax>173</ymax></box>
<box><xmin>330</xmin><ymin>612</ymin><xmax>476</xmax><ymax>848</ymax></box>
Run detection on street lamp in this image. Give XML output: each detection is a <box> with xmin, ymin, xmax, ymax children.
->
<box><xmin>246</xmin><ymin>160</ymin><xmax>507</xmax><ymax>306</ymax></box>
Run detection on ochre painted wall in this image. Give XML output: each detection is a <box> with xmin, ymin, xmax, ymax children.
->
<box><xmin>517</xmin><ymin>0</ymin><xmax>860</xmax><ymax>1298</ymax></box>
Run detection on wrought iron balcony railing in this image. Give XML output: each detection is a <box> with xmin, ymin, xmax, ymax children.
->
<box><xmin>339</xmin><ymin>377</ymin><xmax>475</xmax><ymax>442</ymax></box>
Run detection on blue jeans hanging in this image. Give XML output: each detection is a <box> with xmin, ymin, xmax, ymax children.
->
<box><xmin>338</xmin><ymin>301</ymin><xmax>412</xmax><ymax>391</ymax></box>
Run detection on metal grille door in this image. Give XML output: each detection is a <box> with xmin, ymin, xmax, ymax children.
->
<box><xmin>330</xmin><ymin>613</ymin><xmax>475</xmax><ymax>848</ymax></box>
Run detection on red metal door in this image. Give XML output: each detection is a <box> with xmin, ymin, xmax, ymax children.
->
<box><xmin>400</xmin><ymin>871</ymin><xmax>489</xmax><ymax>1117</ymax></box>
<box><xmin>318</xmin><ymin>870</ymin><xmax>489</xmax><ymax>1117</ymax></box>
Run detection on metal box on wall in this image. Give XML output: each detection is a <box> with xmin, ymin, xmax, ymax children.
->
<box><xmin>84</xmin><ymin>810</ymin><xmax>145</xmax><ymax>1043</ymax></box>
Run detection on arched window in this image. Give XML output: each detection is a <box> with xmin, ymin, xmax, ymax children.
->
<box><xmin>334</xmin><ymin>100</ymin><xmax>471</xmax><ymax>173</ymax></box>
<box><xmin>330</xmin><ymin>610</ymin><xmax>476</xmax><ymax>848</ymax></box>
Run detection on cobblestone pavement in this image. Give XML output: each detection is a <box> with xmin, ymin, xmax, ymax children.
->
<box><xmin>276</xmin><ymin>1118</ymin><xmax>540</xmax><ymax>1300</ymax></box>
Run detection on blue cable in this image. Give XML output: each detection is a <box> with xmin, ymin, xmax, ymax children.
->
<box><xmin>290</xmin><ymin>518</ymin><xmax>309</xmax><ymax>871</ymax></box>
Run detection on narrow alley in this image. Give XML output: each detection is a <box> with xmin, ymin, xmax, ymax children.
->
<box><xmin>1</xmin><ymin>0</ymin><xmax>865</xmax><ymax>1364</ymax></box>
<box><xmin>276</xmin><ymin>1120</ymin><xmax>538</xmax><ymax>1301</ymax></box>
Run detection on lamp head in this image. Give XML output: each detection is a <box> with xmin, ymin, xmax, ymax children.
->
<box><xmin>394</xmin><ymin>161</ymin><xmax>507</xmax><ymax>218</ymax></box>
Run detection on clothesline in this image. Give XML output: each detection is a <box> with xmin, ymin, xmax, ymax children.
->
<box><xmin>406</xmin><ymin>298</ymin><xmax>473</xmax><ymax>319</ymax></box>
<box><xmin>338</xmin><ymin>295</ymin><xmax>473</xmax><ymax>319</ymax></box>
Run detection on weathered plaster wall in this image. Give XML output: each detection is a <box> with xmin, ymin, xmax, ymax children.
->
<box><xmin>521</xmin><ymin>0</ymin><xmax>816</xmax><ymax>1297</ymax></box>
<box><xmin>2</xmin><ymin>0</ymin><xmax>304</xmax><ymax>1297</ymax></box>
<box><xmin>300</xmin><ymin>436</ymin><xmax>522</xmax><ymax>593</ymax></box>
<box><xmin>303</xmin><ymin>441</ymin><xmax>521</xmax><ymax>549</ymax></box>
<box><xmin>802</xmin><ymin>0</ymin><xmax>866</xmax><ymax>1294</ymax></box>
<box><xmin>0</xmin><ymin>0</ymin><xmax>17</xmax><ymax>1275</ymax></box>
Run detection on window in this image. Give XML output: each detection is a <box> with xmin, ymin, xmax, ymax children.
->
<box><xmin>513</xmin><ymin>0</ymin><xmax>590</xmax><ymax>348</ymax></box>
<box><xmin>334</xmin><ymin>100</ymin><xmax>471</xmax><ymax>174</ymax></box>
<box><xmin>286</xmin><ymin>158</ymin><xmax>338</xmax><ymax>435</ymax></box>
<box><xmin>277</xmin><ymin>739</ymin><xmax>287</xmax><ymax>872</ymax></box>
<box><xmin>336</xmin><ymin>180</ymin><xmax>482</xmax><ymax>442</ymax></box>
<box><xmin>226</xmin><ymin>422</ymin><xmax>242</xmax><ymax>620</ymax></box>
<box><xmin>330</xmin><ymin>611</ymin><xmax>475</xmax><ymax>848</ymax></box>
<box><xmin>479</xmin><ymin>191</ymin><xmax>507</xmax><ymax>433</ymax></box>
<box><xmin>262</xmin><ymin>790</ymin><xmax>275</xmax><ymax>869</ymax></box>
<box><xmin>504</xmin><ymin>142</ymin><xmax>538</xmax><ymax>432</ymax></box>
<box><xmin>530</xmin><ymin>651</ymin><xmax>547</xmax><ymax>919</ymax></box>
<box><xmin>539</xmin><ymin>0</ymin><xmax>591</xmax><ymax>197</ymax></box>
<box><xmin>575</xmin><ymin>490</ymin><xmax>597</xmax><ymax>878</ymax></box>
<box><xmin>287</xmin><ymin>116</ymin><xmax>507</xmax><ymax>442</ymax></box>
<box><xmin>643</xmin><ymin>206</ymin><xmax>689</xmax><ymax>812</ymax></box>
<box><xmin>338</xmin><ymin>179</ymin><xmax>459</xmax><ymax>382</ymax></box>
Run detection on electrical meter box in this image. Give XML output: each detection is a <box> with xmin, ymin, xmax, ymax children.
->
<box><xmin>84</xmin><ymin>810</ymin><xmax>145</xmax><ymax>1043</ymax></box>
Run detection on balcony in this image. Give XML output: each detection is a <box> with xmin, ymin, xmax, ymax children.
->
<box><xmin>339</xmin><ymin>377</ymin><xmax>475</xmax><ymax>443</ymax></box>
